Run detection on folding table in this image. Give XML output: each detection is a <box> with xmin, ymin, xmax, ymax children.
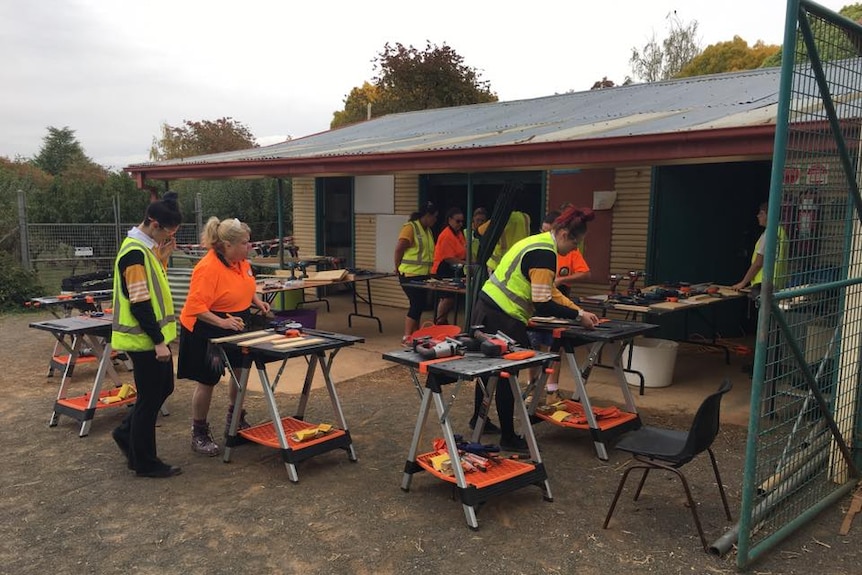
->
<box><xmin>527</xmin><ymin>319</ymin><xmax>658</xmax><ymax>460</ymax></box>
<box><xmin>215</xmin><ymin>328</ymin><xmax>363</xmax><ymax>482</ymax></box>
<box><xmin>29</xmin><ymin>314</ymin><xmax>140</xmax><ymax>437</ymax></box>
<box><xmin>383</xmin><ymin>347</ymin><xmax>557</xmax><ymax>529</ymax></box>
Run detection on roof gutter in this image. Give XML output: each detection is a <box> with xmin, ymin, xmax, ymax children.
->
<box><xmin>126</xmin><ymin>125</ymin><xmax>776</xmax><ymax>185</ymax></box>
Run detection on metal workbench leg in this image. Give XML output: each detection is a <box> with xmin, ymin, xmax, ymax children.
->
<box><xmin>570</xmin><ymin>342</ymin><xmax>610</xmax><ymax>460</ymax></box>
<box><xmin>223</xmin><ymin>358</ymin><xmax>252</xmax><ymax>464</ymax></box>
<box><xmin>432</xmin><ymin>390</ymin><xmax>479</xmax><ymax>529</ymax></box>
<box><xmin>256</xmin><ymin>363</ymin><xmax>300</xmax><ymax>482</ymax></box>
<box><xmin>294</xmin><ymin>355</ymin><xmax>318</xmax><ymax>420</ymax></box>
<box><xmin>77</xmin><ymin>338</ymin><xmax>114</xmax><ymax>437</ymax></box>
<box><xmin>402</xmin><ymin>385</ymin><xmax>433</xmax><ymax>492</ymax></box>
<box><xmin>49</xmin><ymin>335</ymin><xmax>82</xmax><ymax>427</ymax></box>
<box><xmin>319</xmin><ymin>351</ymin><xmax>357</xmax><ymax>462</ymax></box>
<box><xmin>509</xmin><ymin>372</ymin><xmax>552</xmax><ymax>502</ymax></box>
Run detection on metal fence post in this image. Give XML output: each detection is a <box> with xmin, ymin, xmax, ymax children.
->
<box><xmin>17</xmin><ymin>190</ymin><xmax>31</xmax><ymax>270</ymax></box>
<box><xmin>195</xmin><ymin>192</ymin><xmax>203</xmax><ymax>237</ymax></box>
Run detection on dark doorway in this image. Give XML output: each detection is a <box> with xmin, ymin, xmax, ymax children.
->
<box><xmin>648</xmin><ymin>160</ymin><xmax>772</xmax><ymax>337</ymax></box>
<box><xmin>316</xmin><ymin>177</ymin><xmax>353</xmax><ymax>267</ymax></box>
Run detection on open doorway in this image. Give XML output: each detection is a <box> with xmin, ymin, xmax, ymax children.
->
<box><xmin>316</xmin><ymin>177</ymin><xmax>353</xmax><ymax>268</ymax></box>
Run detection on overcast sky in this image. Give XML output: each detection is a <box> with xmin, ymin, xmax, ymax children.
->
<box><xmin>0</xmin><ymin>0</ymin><xmax>851</xmax><ymax>170</ymax></box>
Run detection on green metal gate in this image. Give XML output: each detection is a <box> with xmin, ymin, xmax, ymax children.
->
<box><xmin>728</xmin><ymin>1</ymin><xmax>862</xmax><ymax>567</ymax></box>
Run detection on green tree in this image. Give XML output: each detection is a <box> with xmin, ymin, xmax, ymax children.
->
<box><xmin>761</xmin><ymin>3</ymin><xmax>862</xmax><ymax>68</ymax></box>
<box><xmin>631</xmin><ymin>12</ymin><xmax>701</xmax><ymax>82</ymax></box>
<box><xmin>677</xmin><ymin>37</ymin><xmax>780</xmax><ymax>77</ymax></box>
<box><xmin>31</xmin><ymin>126</ymin><xmax>91</xmax><ymax>176</ymax></box>
<box><xmin>149</xmin><ymin>117</ymin><xmax>259</xmax><ymax>161</ymax></box>
<box><xmin>331</xmin><ymin>82</ymin><xmax>381</xmax><ymax>128</ymax></box>
<box><xmin>331</xmin><ymin>42</ymin><xmax>497</xmax><ymax>128</ymax></box>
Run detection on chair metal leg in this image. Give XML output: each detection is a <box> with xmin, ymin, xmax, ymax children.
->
<box><xmin>707</xmin><ymin>447</ymin><xmax>733</xmax><ymax>520</ymax></box>
<box><xmin>633</xmin><ymin>467</ymin><xmax>651</xmax><ymax>501</ymax></box>
<box><xmin>672</xmin><ymin>467</ymin><xmax>709</xmax><ymax>551</ymax></box>
<box><xmin>603</xmin><ymin>465</ymin><xmax>641</xmax><ymax>529</ymax></box>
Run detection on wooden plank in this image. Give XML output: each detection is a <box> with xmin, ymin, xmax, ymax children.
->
<box><xmin>210</xmin><ymin>330</ymin><xmax>269</xmax><ymax>344</ymax></box>
<box><xmin>238</xmin><ymin>333</ymin><xmax>287</xmax><ymax>346</ymax></box>
<box><xmin>308</xmin><ymin>269</ymin><xmax>348</xmax><ymax>281</ymax></box>
<box><xmin>271</xmin><ymin>337</ymin><xmax>327</xmax><ymax>349</ymax></box>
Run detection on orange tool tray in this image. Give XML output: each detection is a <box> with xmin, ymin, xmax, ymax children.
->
<box><xmin>238</xmin><ymin>416</ymin><xmax>346</xmax><ymax>450</ymax></box>
<box><xmin>56</xmin><ymin>387</ymin><xmax>137</xmax><ymax>411</ymax></box>
<box><xmin>534</xmin><ymin>399</ymin><xmax>638</xmax><ymax>431</ymax></box>
<box><xmin>415</xmin><ymin>451</ymin><xmax>535</xmax><ymax>488</ymax></box>
<box><xmin>52</xmin><ymin>351</ymin><xmax>120</xmax><ymax>366</ymax></box>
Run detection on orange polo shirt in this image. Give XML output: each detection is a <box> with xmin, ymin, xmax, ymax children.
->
<box><xmin>557</xmin><ymin>249</ymin><xmax>589</xmax><ymax>277</ymax></box>
<box><xmin>431</xmin><ymin>226</ymin><xmax>467</xmax><ymax>274</ymax></box>
<box><xmin>179</xmin><ymin>249</ymin><xmax>256</xmax><ymax>332</ymax></box>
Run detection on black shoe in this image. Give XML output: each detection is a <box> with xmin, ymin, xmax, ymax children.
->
<box><xmin>468</xmin><ymin>418</ymin><xmax>501</xmax><ymax>435</ymax></box>
<box><xmin>136</xmin><ymin>465</ymin><xmax>183</xmax><ymax>478</ymax></box>
<box><xmin>500</xmin><ymin>435</ymin><xmax>530</xmax><ymax>454</ymax></box>
<box><xmin>112</xmin><ymin>429</ymin><xmax>134</xmax><ymax>470</ymax></box>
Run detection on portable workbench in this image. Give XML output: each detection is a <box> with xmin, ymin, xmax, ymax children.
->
<box><xmin>215</xmin><ymin>328</ymin><xmax>364</xmax><ymax>482</ymax></box>
<box><xmin>527</xmin><ymin>319</ymin><xmax>658</xmax><ymax>460</ymax></box>
<box><xmin>383</xmin><ymin>347</ymin><xmax>557</xmax><ymax>529</ymax></box>
<box><xmin>28</xmin><ymin>290</ymin><xmax>114</xmax><ymax>376</ymax></box>
<box><xmin>29</xmin><ymin>314</ymin><xmax>141</xmax><ymax>437</ymax></box>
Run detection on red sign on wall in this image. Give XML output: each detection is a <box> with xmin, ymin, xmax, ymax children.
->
<box><xmin>806</xmin><ymin>164</ymin><xmax>828</xmax><ymax>185</ymax></box>
<box><xmin>783</xmin><ymin>166</ymin><xmax>801</xmax><ymax>185</ymax></box>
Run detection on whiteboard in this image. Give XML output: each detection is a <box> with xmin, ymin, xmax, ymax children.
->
<box><xmin>376</xmin><ymin>214</ymin><xmax>409</xmax><ymax>272</ymax></box>
<box><xmin>355</xmin><ymin>175</ymin><xmax>394</xmax><ymax>214</ymax></box>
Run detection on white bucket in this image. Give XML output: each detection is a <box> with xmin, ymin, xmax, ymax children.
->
<box><xmin>624</xmin><ymin>338</ymin><xmax>679</xmax><ymax>389</ymax></box>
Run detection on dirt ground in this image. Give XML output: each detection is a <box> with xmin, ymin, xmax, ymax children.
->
<box><xmin>2</xmin><ymin>310</ymin><xmax>861</xmax><ymax>575</ymax></box>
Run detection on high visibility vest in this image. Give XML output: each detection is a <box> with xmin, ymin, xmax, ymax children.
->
<box><xmin>483</xmin><ymin>232</ymin><xmax>556</xmax><ymax>324</ymax></box>
<box><xmin>488</xmin><ymin>211</ymin><xmax>530</xmax><ymax>271</ymax></box>
<box><xmin>753</xmin><ymin>225</ymin><xmax>789</xmax><ymax>289</ymax></box>
<box><xmin>398</xmin><ymin>220</ymin><xmax>434</xmax><ymax>276</ymax></box>
<box><xmin>111</xmin><ymin>237</ymin><xmax>177</xmax><ymax>351</ymax></box>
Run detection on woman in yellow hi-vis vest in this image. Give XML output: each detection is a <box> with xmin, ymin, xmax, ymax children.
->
<box><xmin>111</xmin><ymin>192</ymin><xmax>184</xmax><ymax>478</ymax></box>
<box><xmin>478</xmin><ymin>210</ymin><xmax>531</xmax><ymax>272</ymax></box>
<box><xmin>470</xmin><ymin>206</ymin><xmax>600</xmax><ymax>453</ymax></box>
<box><xmin>394</xmin><ymin>202</ymin><xmax>439</xmax><ymax>344</ymax></box>
<box><xmin>732</xmin><ymin>201</ymin><xmax>789</xmax><ymax>292</ymax></box>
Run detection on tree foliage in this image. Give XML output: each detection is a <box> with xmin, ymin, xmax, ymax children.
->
<box><xmin>760</xmin><ymin>3</ymin><xmax>862</xmax><ymax>68</ymax></box>
<box><xmin>630</xmin><ymin>12</ymin><xmax>701</xmax><ymax>82</ymax></box>
<box><xmin>31</xmin><ymin>126</ymin><xmax>92</xmax><ymax>176</ymax></box>
<box><xmin>676</xmin><ymin>36</ymin><xmax>780</xmax><ymax>77</ymax></box>
<box><xmin>331</xmin><ymin>42</ymin><xmax>497</xmax><ymax>128</ymax></box>
<box><xmin>149</xmin><ymin>117</ymin><xmax>259</xmax><ymax>161</ymax></box>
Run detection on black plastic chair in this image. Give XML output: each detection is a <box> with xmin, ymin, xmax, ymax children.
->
<box><xmin>603</xmin><ymin>378</ymin><xmax>733</xmax><ymax>551</ymax></box>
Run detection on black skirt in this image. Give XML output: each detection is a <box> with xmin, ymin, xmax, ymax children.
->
<box><xmin>176</xmin><ymin>310</ymin><xmax>251</xmax><ymax>386</ymax></box>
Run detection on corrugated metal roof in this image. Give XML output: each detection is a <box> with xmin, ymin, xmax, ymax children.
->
<box><xmin>131</xmin><ymin>67</ymin><xmax>789</xmax><ymax>169</ymax></box>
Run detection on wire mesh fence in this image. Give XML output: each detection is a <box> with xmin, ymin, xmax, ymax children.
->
<box><xmin>737</xmin><ymin>1</ymin><xmax>862</xmax><ymax>566</ymax></box>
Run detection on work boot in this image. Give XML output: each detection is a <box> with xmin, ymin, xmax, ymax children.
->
<box><xmin>500</xmin><ymin>434</ymin><xmax>530</xmax><ymax>455</ymax></box>
<box><xmin>191</xmin><ymin>423</ymin><xmax>220</xmax><ymax>457</ymax></box>
<box><xmin>468</xmin><ymin>418</ymin><xmax>501</xmax><ymax>435</ymax></box>
<box><xmin>225</xmin><ymin>407</ymin><xmax>252</xmax><ymax>439</ymax></box>
<box><xmin>543</xmin><ymin>389</ymin><xmax>566</xmax><ymax>406</ymax></box>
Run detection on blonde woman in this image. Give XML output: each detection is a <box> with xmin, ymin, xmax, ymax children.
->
<box><xmin>177</xmin><ymin>217</ymin><xmax>271</xmax><ymax>456</ymax></box>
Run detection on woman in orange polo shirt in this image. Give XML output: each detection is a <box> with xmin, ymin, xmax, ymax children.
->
<box><xmin>177</xmin><ymin>217</ymin><xmax>271</xmax><ymax>457</ymax></box>
<box><xmin>431</xmin><ymin>207</ymin><xmax>467</xmax><ymax>324</ymax></box>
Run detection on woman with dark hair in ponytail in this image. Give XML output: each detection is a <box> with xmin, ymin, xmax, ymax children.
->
<box><xmin>469</xmin><ymin>206</ymin><xmax>600</xmax><ymax>453</ymax></box>
<box><xmin>110</xmin><ymin>191</ymin><xmax>183</xmax><ymax>478</ymax></box>
<box><xmin>394</xmin><ymin>202</ymin><xmax>438</xmax><ymax>344</ymax></box>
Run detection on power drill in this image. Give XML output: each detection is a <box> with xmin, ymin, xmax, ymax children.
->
<box><xmin>608</xmin><ymin>273</ymin><xmax>623</xmax><ymax>296</ymax></box>
<box><xmin>413</xmin><ymin>336</ymin><xmax>465</xmax><ymax>360</ymax></box>
<box><xmin>471</xmin><ymin>328</ymin><xmax>515</xmax><ymax>357</ymax></box>
<box><xmin>627</xmin><ymin>270</ymin><xmax>644</xmax><ymax>296</ymax></box>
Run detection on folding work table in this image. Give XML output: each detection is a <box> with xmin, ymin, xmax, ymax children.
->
<box><xmin>527</xmin><ymin>318</ymin><xmax>658</xmax><ymax>461</ymax></box>
<box><xmin>214</xmin><ymin>328</ymin><xmax>364</xmax><ymax>483</ymax></box>
<box><xmin>257</xmin><ymin>271</ymin><xmax>397</xmax><ymax>332</ymax></box>
<box><xmin>28</xmin><ymin>290</ymin><xmax>114</xmax><ymax>376</ymax></box>
<box><xmin>383</xmin><ymin>347</ymin><xmax>557</xmax><ymax>529</ymax></box>
<box><xmin>29</xmin><ymin>314</ymin><xmax>140</xmax><ymax>437</ymax></box>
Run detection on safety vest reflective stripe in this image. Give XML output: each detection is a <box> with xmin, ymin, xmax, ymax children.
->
<box><xmin>111</xmin><ymin>237</ymin><xmax>176</xmax><ymax>349</ymax></box>
<box><xmin>483</xmin><ymin>232</ymin><xmax>556</xmax><ymax>323</ymax></box>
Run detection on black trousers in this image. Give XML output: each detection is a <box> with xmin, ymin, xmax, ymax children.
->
<box><xmin>114</xmin><ymin>349</ymin><xmax>175</xmax><ymax>472</ymax></box>
<box><xmin>470</xmin><ymin>297</ymin><xmax>532</xmax><ymax>440</ymax></box>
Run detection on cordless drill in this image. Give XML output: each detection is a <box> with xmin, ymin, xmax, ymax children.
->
<box><xmin>471</xmin><ymin>329</ymin><xmax>514</xmax><ymax>357</ymax></box>
<box><xmin>413</xmin><ymin>336</ymin><xmax>465</xmax><ymax>360</ymax></box>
